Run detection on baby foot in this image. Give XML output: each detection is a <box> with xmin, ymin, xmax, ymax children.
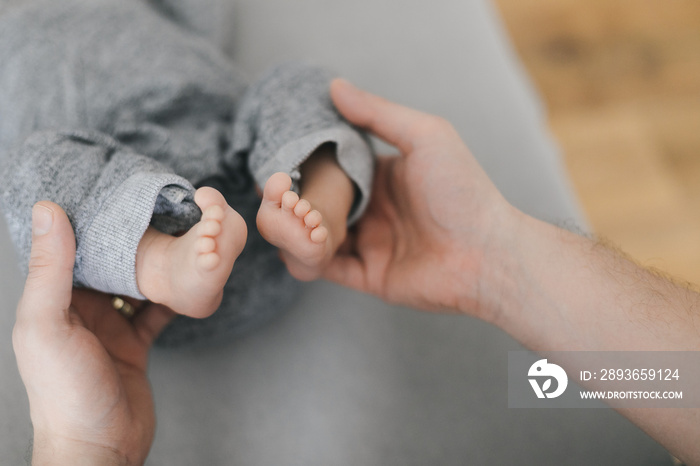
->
<box><xmin>257</xmin><ymin>172</ymin><xmax>338</xmax><ymax>281</ymax></box>
<box><xmin>136</xmin><ymin>187</ymin><xmax>247</xmax><ymax>318</ymax></box>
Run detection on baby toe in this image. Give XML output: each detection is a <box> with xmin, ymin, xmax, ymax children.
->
<box><xmin>199</xmin><ymin>219</ymin><xmax>222</xmax><ymax>238</ymax></box>
<box><xmin>310</xmin><ymin>225</ymin><xmax>328</xmax><ymax>244</ymax></box>
<box><xmin>281</xmin><ymin>191</ymin><xmax>300</xmax><ymax>211</ymax></box>
<box><xmin>196</xmin><ymin>252</ymin><xmax>221</xmax><ymax>271</ymax></box>
<box><xmin>196</xmin><ymin>236</ymin><xmax>216</xmax><ymax>254</ymax></box>
<box><xmin>202</xmin><ymin>205</ymin><xmax>225</xmax><ymax>222</ymax></box>
<box><xmin>263</xmin><ymin>172</ymin><xmax>293</xmax><ymax>204</ymax></box>
<box><xmin>195</xmin><ymin>186</ymin><xmax>227</xmax><ymax>210</ymax></box>
<box><xmin>304</xmin><ymin>210</ymin><xmax>322</xmax><ymax>228</ymax></box>
<box><xmin>294</xmin><ymin>199</ymin><xmax>311</xmax><ymax>218</ymax></box>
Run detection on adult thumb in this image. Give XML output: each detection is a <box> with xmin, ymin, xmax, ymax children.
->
<box><xmin>330</xmin><ymin>78</ymin><xmax>433</xmax><ymax>154</ymax></box>
<box><xmin>16</xmin><ymin>202</ymin><xmax>76</xmax><ymax>327</ymax></box>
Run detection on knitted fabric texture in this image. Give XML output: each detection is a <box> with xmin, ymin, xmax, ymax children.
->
<box><xmin>0</xmin><ymin>0</ymin><xmax>374</xmax><ymax>346</ymax></box>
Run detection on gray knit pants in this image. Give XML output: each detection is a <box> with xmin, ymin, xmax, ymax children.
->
<box><xmin>0</xmin><ymin>0</ymin><xmax>374</xmax><ymax>346</ymax></box>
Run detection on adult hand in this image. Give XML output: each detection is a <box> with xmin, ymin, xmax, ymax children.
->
<box><xmin>13</xmin><ymin>202</ymin><xmax>174</xmax><ymax>465</ymax></box>
<box><xmin>326</xmin><ymin>79</ymin><xmax>515</xmax><ymax>320</ymax></box>
<box><xmin>327</xmin><ymin>80</ymin><xmax>700</xmax><ymax>464</ymax></box>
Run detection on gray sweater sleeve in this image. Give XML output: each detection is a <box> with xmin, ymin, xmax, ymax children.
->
<box><xmin>0</xmin><ymin>130</ymin><xmax>200</xmax><ymax>299</ymax></box>
<box><xmin>229</xmin><ymin>62</ymin><xmax>375</xmax><ymax>224</ymax></box>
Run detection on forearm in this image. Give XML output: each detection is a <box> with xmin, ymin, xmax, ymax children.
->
<box><xmin>328</xmin><ymin>79</ymin><xmax>700</xmax><ymax>464</ymax></box>
<box><xmin>32</xmin><ymin>433</ymin><xmax>129</xmax><ymax>466</ymax></box>
<box><xmin>485</xmin><ymin>210</ymin><xmax>700</xmax><ymax>463</ymax></box>
<box><xmin>493</xmin><ymin>212</ymin><xmax>700</xmax><ymax>352</ymax></box>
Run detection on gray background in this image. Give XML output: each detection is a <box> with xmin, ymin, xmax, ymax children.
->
<box><xmin>0</xmin><ymin>0</ymin><xmax>673</xmax><ymax>464</ymax></box>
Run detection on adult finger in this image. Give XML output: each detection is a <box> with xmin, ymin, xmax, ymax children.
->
<box><xmin>323</xmin><ymin>251</ymin><xmax>368</xmax><ymax>294</ymax></box>
<box><xmin>330</xmin><ymin>79</ymin><xmax>443</xmax><ymax>154</ymax></box>
<box><xmin>16</xmin><ymin>202</ymin><xmax>76</xmax><ymax>329</ymax></box>
<box><xmin>132</xmin><ymin>303</ymin><xmax>176</xmax><ymax>347</ymax></box>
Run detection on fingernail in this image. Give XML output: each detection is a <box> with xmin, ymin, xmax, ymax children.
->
<box><xmin>32</xmin><ymin>204</ymin><xmax>53</xmax><ymax>236</ymax></box>
<box><xmin>337</xmin><ymin>78</ymin><xmax>355</xmax><ymax>89</ymax></box>
<box><xmin>332</xmin><ymin>78</ymin><xmax>352</xmax><ymax>91</ymax></box>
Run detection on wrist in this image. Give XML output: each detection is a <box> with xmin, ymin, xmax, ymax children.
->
<box><xmin>471</xmin><ymin>206</ymin><xmax>573</xmax><ymax>344</ymax></box>
<box><xmin>32</xmin><ymin>431</ymin><xmax>129</xmax><ymax>466</ymax></box>
<box><xmin>452</xmin><ymin>199</ymin><xmax>525</xmax><ymax>324</ymax></box>
<box><xmin>474</xmin><ymin>209</ymin><xmax>539</xmax><ymax>330</ymax></box>
<box><xmin>479</xmin><ymin>208</ymin><xmax>630</xmax><ymax>351</ymax></box>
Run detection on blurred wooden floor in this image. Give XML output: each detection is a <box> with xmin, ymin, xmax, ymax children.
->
<box><xmin>493</xmin><ymin>0</ymin><xmax>700</xmax><ymax>284</ymax></box>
